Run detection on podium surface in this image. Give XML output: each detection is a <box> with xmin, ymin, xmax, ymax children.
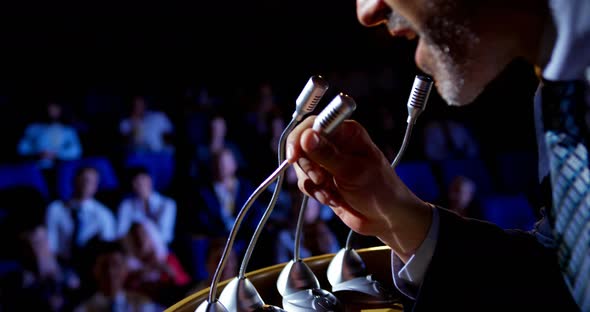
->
<box><xmin>166</xmin><ymin>246</ymin><xmax>403</xmax><ymax>312</ymax></box>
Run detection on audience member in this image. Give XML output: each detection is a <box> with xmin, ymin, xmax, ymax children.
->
<box><xmin>17</xmin><ymin>101</ymin><xmax>82</xmax><ymax>169</ymax></box>
<box><xmin>438</xmin><ymin>175</ymin><xmax>483</xmax><ymax>219</ymax></box>
<box><xmin>195</xmin><ymin>147</ymin><xmax>263</xmax><ymax>241</ymax></box>
<box><xmin>190</xmin><ymin>237</ymin><xmax>238</xmax><ymax>293</ymax></box>
<box><xmin>190</xmin><ymin>113</ymin><xmax>245</xmax><ymax>180</ymax></box>
<box><xmin>116</xmin><ymin>167</ymin><xmax>177</xmax><ymax>245</ymax></box>
<box><xmin>274</xmin><ymin>196</ymin><xmax>340</xmax><ymax>264</ymax></box>
<box><xmin>1</xmin><ymin>223</ymin><xmax>81</xmax><ymax>311</ymax></box>
<box><xmin>74</xmin><ymin>240</ymin><xmax>164</xmax><ymax>312</ymax></box>
<box><xmin>119</xmin><ymin>96</ymin><xmax>174</xmax><ymax>154</ymax></box>
<box><xmin>122</xmin><ymin>221</ymin><xmax>191</xmax><ymax>307</ymax></box>
<box><xmin>45</xmin><ymin>166</ymin><xmax>117</xmax><ymax>267</ymax></box>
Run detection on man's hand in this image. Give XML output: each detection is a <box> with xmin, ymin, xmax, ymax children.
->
<box><xmin>286</xmin><ymin>116</ymin><xmax>433</xmax><ymax>261</ymax></box>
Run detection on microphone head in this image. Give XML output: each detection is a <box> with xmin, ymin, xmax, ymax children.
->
<box><xmin>282</xmin><ymin>288</ymin><xmax>342</xmax><ymax>312</ymax></box>
<box><xmin>312</xmin><ymin>93</ymin><xmax>357</xmax><ymax>135</ymax></box>
<box><xmin>406</xmin><ymin>75</ymin><xmax>433</xmax><ymax>123</ymax></box>
<box><xmin>294</xmin><ymin>75</ymin><xmax>329</xmax><ymax>120</ymax></box>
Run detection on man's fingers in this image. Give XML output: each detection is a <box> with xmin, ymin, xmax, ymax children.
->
<box><xmin>286</xmin><ymin>116</ymin><xmax>316</xmax><ymax>162</ymax></box>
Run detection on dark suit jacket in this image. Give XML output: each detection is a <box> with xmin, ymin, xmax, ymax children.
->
<box><xmin>196</xmin><ymin>177</ymin><xmax>264</xmax><ymax>240</ymax></box>
<box><xmin>401</xmin><ymin>207</ymin><xmax>579</xmax><ymax>312</ymax></box>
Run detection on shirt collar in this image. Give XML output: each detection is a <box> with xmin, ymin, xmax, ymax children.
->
<box><xmin>542</xmin><ymin>0</ymin><xmax>590</xmax><ymax>81</ymax></box>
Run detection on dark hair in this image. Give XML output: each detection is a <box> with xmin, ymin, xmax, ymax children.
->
<box><xmin>74</xmin><ymin>166</ymin><xmax>99</xmax><ymax>180</ymax></box>
<box><xmin>126</xmin><ymin>166</ymin><xmax>151</xmax><ymax>182</ymax></box>
<box><xmin>87</xmin><ymin>239</ymin><xmax>125</xmax><ymax>264</ymax></box>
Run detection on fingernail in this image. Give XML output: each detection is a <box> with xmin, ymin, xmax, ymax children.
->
<box><xmin>286</xmin><ymin>144</ymin><xmax>294</xmax><ymax>160</ymax></box>
<box><xmin>308</xmin><ymin>170</ymin><xmax>321</xmax><ymax>184</ymax></box>
<box><xmin>308</xmin><ymin>132</ymin><xmax>320</xmax><ymax>150</ymax></box>
<box><xmin>314</xmin><ymin>190</ymin><xmax>326</xmax><ymax>203</ymax></box>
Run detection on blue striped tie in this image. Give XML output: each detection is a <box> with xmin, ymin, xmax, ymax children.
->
<box><xmin>542</xmin><ymin>79</ymin><xmax>590</xmax><ymax>311</ymax></box>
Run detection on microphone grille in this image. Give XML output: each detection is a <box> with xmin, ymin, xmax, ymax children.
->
<box><xmin>313</xmin><ymin>93</ymin><xmax>357</xmax><ymax>135</ymax></box>
<box><xmin>296</xmin><ymin>75</ymin><xmax>330</xmax><ymax>115</ymax></box>
<box><xmin>407</xmin><ymin>75</ymin><xmax>433</xmax><ymax>109</ymax></box>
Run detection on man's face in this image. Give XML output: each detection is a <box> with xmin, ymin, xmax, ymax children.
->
<box><xmin>76</xmin><ymin>168</ymin><xmax>99</xmax><ymax>199</ymax></box>
<box><xmin>132</xmin><ymin>173</ymin><xmax>153</xmax><ymax>199</ymax></box>
<box><xmin>357</xmin><ymin>0</ymin><xmax>512</xmax><ymax>106</ymax></box>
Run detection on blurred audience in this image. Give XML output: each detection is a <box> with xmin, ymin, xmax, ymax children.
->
<box><xmin>191</xmin><ymin>237</ymin><xmax>238</xmax><ymax>293</ymax></box>
<box><xmin>119</xmin><ymin>96</ymin><xmax>174</xmax><ymax>155</ymax></box>
<box><xmin>274</xmin><ymin>196</ymin><xmax>340</xmax><ymax>264</ymax></box>
<box><xmin>194</xmin><ymin>147</ymin><xmax>263</xmax><ymax>241</ymax></box>
<box><xmin>438</xmin><ymin>175</ymin><xmax>483</xmax><ymax>219</ymax></box>
<box><xmin>116</xmin><ymin>167</ymin><xmax>177</xmax><ymax>245</ymax></box>
<box><xmin>73</xmin><ymin>240</ymin><xmax>164</xmax><ymax>312</ymax></box>
<box><xmin>1</xmin><ymin>223</ymin><xmax>81</xmax><ymax>311</ymax></box>
<box><xmin>45</xmin><ymin>166</ymin><xmax>117</xmax><ymax>268</ymax></box>
<box><xmin>17</xmin><ymin>101</ymin><xmax>82</xmax><ymax>170</ymax></box>
<box><xmin>122</xmin><ymin>221</ymin><xmax>191</xmax><ymax>307</ymax></box>
<box><xmin>0</xmin><ymin>71</ymin><xmax>540</xmax><ymax>308</ymax></box>
<box><xmin>190</xmin><ymin>112</ymin><xmax>246</xmax><ymax>180</ymax></box>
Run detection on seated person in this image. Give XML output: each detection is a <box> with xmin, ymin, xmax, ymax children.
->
<box><xmin>119</xmin><ymin>96</ymin><xmax>174</xmax><ymax>154</ymax></box>
<box><xmin>46</xmin><ymin>166</ymin><xmax>117</xmax><ymax>267</ymax></box>
<box><xmin>122</xmin><ymin>220</ymin><xmax>191</xmax><ymax>306</ymax></box>
<box><xmin>275</xmin><ymin>196</ymin><xmax>340</xmax><ymax>264</ymax></box>
<box><xmin>116</xmin><ymin>167</ymin><xmax>177</xmax><ymax>245</ymax></box>
<box><xmin>1</xmin><ymin>223</ymin><xmax>81</xmax><ymax>312</ymax></box>
<box><xmin>74</xmin><ymin>240</ymin><xmax>164</xmax><ymax>312</ymax></box>
<box><xmin>195</xmin><ymin>148</ymin><xmax>264</xmax><ymax>241</ymax></box>
<box><xmin>17</xmin><ymin>100</ymin><xmax>82</xmax><ymax>169</ymax></box>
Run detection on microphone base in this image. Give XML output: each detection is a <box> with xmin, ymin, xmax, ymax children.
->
<box><xmin>282</xmin><ymin>288</ymin><xmax>343</xmax><ymax>312</ymax></box>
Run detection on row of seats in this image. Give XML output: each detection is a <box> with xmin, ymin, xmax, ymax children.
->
<box><xmin>0</xmin><ymin>152</ymin><xmax>175</xmax><ymax>200</ymax></box>
<box><xmin>395</xmin><ymin>151</ymin><xmax>539</xmax><ymax>201</ymax></box>
<box><xmin>395</xmin><ymin>151</ymin><xmax>539</xmax><ymax>230</ymax></box>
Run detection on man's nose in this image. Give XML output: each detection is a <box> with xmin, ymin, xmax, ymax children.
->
<box><xmin>356</xmin><ymin>0</ymin><xmax>390</xmax><ymax>27</ymax></box>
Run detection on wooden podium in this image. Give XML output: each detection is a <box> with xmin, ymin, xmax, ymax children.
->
<box><xmin>166</xmin><ymin>246</ymin><xmax>403</xmax><ymax>312</ymax></box>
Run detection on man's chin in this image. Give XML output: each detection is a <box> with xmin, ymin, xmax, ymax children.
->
<box><xmin>435</xmin><ymin>79</ymin><xmax>480</xmax><ymax>107</ymax></box>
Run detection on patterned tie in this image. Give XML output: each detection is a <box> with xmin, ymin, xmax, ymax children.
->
<box><xmin>541</xmin><ymin>79</ymin><xmax>590</xmax><ymax>310</ymax></box>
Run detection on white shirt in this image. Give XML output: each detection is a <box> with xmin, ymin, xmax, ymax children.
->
<box><xmin>46</xmin><ymin>198</ymin><xmax>116</xmax><ymax>260</ymax></box>
<box><xmin>119</xmin><ymin>110</ymin><xmax>173</xmax><ymax>152</ymax></box>
<box><xmin>116</xmin><ymin>192</ymin><xmax>177</xmax><ymax>244</ymax></box>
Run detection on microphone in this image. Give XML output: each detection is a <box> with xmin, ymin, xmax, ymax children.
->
<box><xmin>196</xmin><ymin>85</ymin><xmax>352</xmax><ymax>312</ymax></box>
<box><xmin>277</xmin><ymin>93</ymin><xmax>356</xmax><ymax>312</ymax></box>
<box><xmin>405</xmin><ymin>75</ymin><xmax>433</xmax><ymax>124</ymax></box>
<box><xmin>326</xmin><ymin>75</ymin><xmax>433</xmax><ymax>305</ymax></box>
<box><xmin>294</xmin><ymin>75</ymin><xmax>330</xmax><ymax>121</ymax></box>
<box><xmin>218</xmin><ymin>75</ymin><xmax>329</xmax><ymax>312</ymax></box>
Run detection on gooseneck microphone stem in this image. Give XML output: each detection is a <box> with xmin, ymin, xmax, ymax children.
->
<box><xmin>208</xmin><ymin>160</ymin><xmax>290</xmax><ymax>302</ymax></box>
<box><xmin>238</xmin><ymin>118</ymin><xmax>298</xmax><ymax>278</ymax></box>
<box><xmin>390</xmin><ymin>122</ymin><xmax>414</xmax><ymax>169</ymax></box>
<box><xmin>293</xmin><ymin>194</ymin><xmax>309</xmax><ymax>261</ymax></box>
<box><xmin>345</xmin><ymin>227</ymin><xmax>354</xmax><ymax>250</ymax></box>
<box><xmin>344</xmin><ymin>75</ymin><xmax>432</xmax><ymax>250</ymax></box>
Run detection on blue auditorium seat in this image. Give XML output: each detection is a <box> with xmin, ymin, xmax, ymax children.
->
<box><xmin>481</xmin><ymin>194</ymin><xmax>537</xmax><ymax>231</ymax></box>
<box><xmin>56</xmin><ymin>156</ymin><xmax>119</xmax><ymax>200</ymax></box>
<box><xmin>123</xmin><ymin>151</ymin><xmax>175</xmax><ymax>191</ymax></box>
<box><xmin>395</xmin><ymin>160</ymin><xmax>441</xmax><ymax>202</ymax></box>
<box><xmin>438</xmin><ymin>157</ymin><xmax>495</xmax><ymax>196</ymax></box>
<box><xmin>189</xmin><ymin>235</ymin><xmax>210</xmax><ymax>282</ymax></box>
<box><xmin>0</xmin><ymin>162</ymin><xmax>49</xmax><ymax>198</ymax></box>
